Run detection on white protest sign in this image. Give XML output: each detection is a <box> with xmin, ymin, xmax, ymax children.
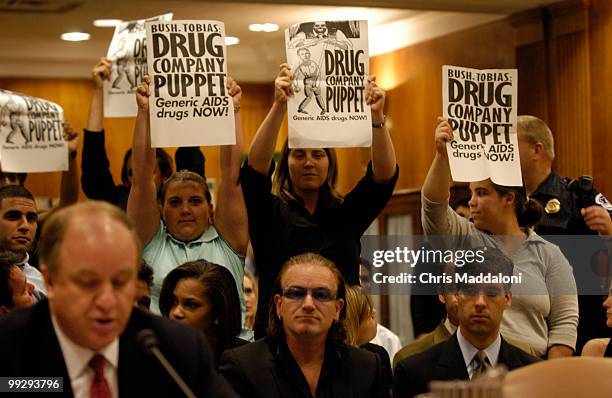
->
<box><xmin>285</xmin><ymin>20</ymin><xmax>370</xmax><ymax>148</ymax></box>
<box><xmin>146</xmin><ymin>20</ymin><xmax>235</xmax><ymax>148</ymax></box>
<box><xmin>442</xmin><ymin>66</ymin><xmax>521</xmax><ymax>186</ymax></box>
<box><xmin>104</xmin><ymin>13</ymin><xmax>173</xmax><ymax>118</ymax></box>
<box><xmin>0</xmin><ymin>89</ymin><xmax>67</xmax><ymax>172</ymax></box>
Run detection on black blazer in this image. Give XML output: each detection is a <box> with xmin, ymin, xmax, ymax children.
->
<box><xmin>394</xmin><ymin>333</ymin><xmax>540</xmax><ymax>398</ymax></box>
<box><xmin>219</xmin><ymin>337</ymin><xmax>388</xmax><ymax>398</ymax></box>
<box><xmin>0</xmin><ymin>300</ymin><xmax>236</xmax><ymax>397</ymax></box>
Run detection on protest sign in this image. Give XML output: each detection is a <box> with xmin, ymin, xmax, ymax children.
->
<box><xmin>442</xmin><ymin>65</ymin><xmax>521</xmax><ymax>186</ymax></box>
<box><xmin>0</xmin><ymin>89</ymin><xmax>67</xmax><ymax>172</ymax></box>
<box><xmin>285</xmin><ymin>20</ymin><xmax>370</xmax><ymax>148</ymax></box>
<box><xmin>146</xmin><ymin>20</ymin><xmax>235</xmax><ymax>148</ymax></box>
<box><xmin>104</xmin><ymin>13</ymin><xmax>173</xmax><ymax>118</ymax></box>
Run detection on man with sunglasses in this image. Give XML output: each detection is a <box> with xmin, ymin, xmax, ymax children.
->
<box><xmin>220</xmin><ymin>252</ymin><xmax>387</xmax><ymax>397</ymax></box>
<box><xmin>394</xmin><ymin>248</ymin><xmax>539</xmax><ymax>398</ymax></box>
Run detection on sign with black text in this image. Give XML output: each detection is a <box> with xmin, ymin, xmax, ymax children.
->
<box><xmin>285</xmin><ymin>20</ymin><xmax>370</xmax><ymax>148</ymax></box>
<box><xmin>0</xmin><ymin>89</ymin><xmax>67</xmax><ymax>172</ymax></box>
<box><xmin>104</xmin><ymin>13</ymin><xmax>173</xmax><ymax>117</ymax></box>
<box><xmin>146</xmin><ymin>20</ymin><xmax>235</xmax><ymax>147</ymax></box>
<box><xmin>442</xmin><ymin>65</ymin><xmax>521</xmax><ymax>186</ymax></box>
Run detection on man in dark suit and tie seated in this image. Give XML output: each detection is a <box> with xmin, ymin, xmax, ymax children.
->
<box><xmin>394</xmin><ymin>269</ymin><xmax>535</xmax><ymax>368</ymax></box>
<box><xmin>219</xmin><ymin>252</ymin><xmax>388</xmax><ymax>397</ymax></box>
<box><xmin>0</xmin><ymin>201</ymin><xmax>235</xmax><ymax>397</ymax></box>
<box><xmin>394</xmin><ymin>247</ymin><xmax>540</xmax><ymax>398</ymax></box>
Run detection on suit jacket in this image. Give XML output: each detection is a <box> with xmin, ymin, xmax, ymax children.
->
<box><xmin>394</xmin><ymin>321</ymin><xmax>451</xmax><ymax>368</ymax></box>
<box><xmin>393</xmin><ymin>321</ymin><xmax>538</xmax><ymax>369</ymax></box>
<box><xmin>219</xmin><ymin>337</ymin><xmax>387</xmax><ymax>397</ymax></box>
<box><xmin>0</xmin><ymin>300</ymin><xmax>236</xmax><ymax>397</ymax></box>
<box><xmin>393</xmin><ymin>333</ymin><xmax>540</xmax><ymax>398</ymax></box>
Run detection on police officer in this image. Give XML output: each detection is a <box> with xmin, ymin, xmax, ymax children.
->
<box><xmin>517</xmin><ymin>115</ymin><xmax>612</xmax><ymax>353</ymax></box>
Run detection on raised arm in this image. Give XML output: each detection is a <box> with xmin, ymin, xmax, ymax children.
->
<box><xmin>247</xmin><ymin>64</ymin><xmax>293</xmax><ymax>174</ymax></box>
<box><xmin>214</xmin><ymin>77</ymin><xmax>248</xmax><ymax>255</ymax></box>
<box><xmin>365</xmin><ymin>76</ymin><xmax>396</xmax><ymax>183</ymax></box>
<box><xmin>59</xmin><ymin>122</ymin><xmax>80</xmax><ymax>207</ymax></box>
<box><xmin>82</xmin><ymin>58</ymin><xmax>125</xmax><ymax>204</ymax></box>
<box><xmin>87</xmin><ymin>57</ymin><xmax>110</xmax><ymax>131</ymax></box>
<box><xmin>422</xmin><ymin>117</ymin><xmax>453</xmax><ymax>203</ymax></box>
<box><xmin>420</xmin><ymin>118</ymin><xmax>477</xmax><ymax>237</ymax></box>
<box><xmin>126</xmin><ymin>76</ymin><xmax>160</xmax><ymax>244</ymax></box>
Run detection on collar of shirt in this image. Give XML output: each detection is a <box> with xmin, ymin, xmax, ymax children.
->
<box><xmin>456</xmin><ymin>327</ymin><xmax>501</xmax><ymax>377</ymax></box>
<box><xmin>444</xmin><ymin>318</ymin><xmax>457</xmax><ymax>335</ymax></box>
<box><xmin>487</xmin><ymin>228</ymin><xmax>547</xmax><ymax>254</ymax></box>
<box><xmin>51</xmin><ymin>314</ymin><xmax>119</xmax><ymax>388</ymax></box>
<box><xmin>164</xmin><ymin>223</ymin><xmax>219</xmax><ymax>246</ymax></box>
<box><xmin>532</xmin><ymin>170</ymin><xmax>564</xmax><ymax>198</ymax></box>
<box><xmin>16</xmin><ymin>252</ymin><xmax>29</xmax><ymax>266</ymax></box>
<box><xmin>16</xmin><ymin>253</ymin><xmax>47</xmax><ymax>297</ymax></box>
<box><xmin>272</xmin><ymin>336</ymin><xmax>344</xmax><ymax>393</ymax></box>
<box><xmin>524</xmin><ymin>228</ymin><xmax>549</xmax><ymax>245</ymax></box>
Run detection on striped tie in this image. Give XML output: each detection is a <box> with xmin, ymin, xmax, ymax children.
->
<box><xmin>472</xmin><ymin>350</ymin><xmax>492</xmax><ymax>379</ymax></box>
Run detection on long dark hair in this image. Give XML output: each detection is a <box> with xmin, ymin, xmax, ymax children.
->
<box><xmin>121</xmin><ymin>148</ymin><xmax>174</xmax><ymax>187</ymax></box>
<box><xmin>0</xmin><ymin>251</ymin><xmax>24</xmax><ymax>308</ymax></box>
<box><xmin>491</xmin><ymin>183</ymin><xmax>543</xmax><ymax>228</ymax></box>
<box><xmin>272</xmin><ymin>139</ymin><xmax>342</xmax><ymax>206</ymax></box>
<box><xmin>159</xmin><ymin>260</ymin><xmax>242</xmax><ymax>349</ymax></box>
<box><xmin>267</xmin><ymin>253</ymin><xmax>347</xmax><ymax>343</ymax></box>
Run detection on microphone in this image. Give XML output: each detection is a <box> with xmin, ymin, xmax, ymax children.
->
<box><xmin>137</xmin><ymin>329</ymin><xmax>197</xmax><ymax>398</ymax></box>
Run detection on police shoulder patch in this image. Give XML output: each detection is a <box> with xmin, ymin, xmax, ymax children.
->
<box><xmin>595</xmin><ymin>193</ymin><xmax>612</xmax><ymax>212</ymax></box>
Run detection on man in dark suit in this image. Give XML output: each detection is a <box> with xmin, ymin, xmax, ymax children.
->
<box><xmin>394</xmin><ymin>289</ymin><xmax>535</xmax><ymax>368</ymax></box>
<box><xmin>394</xmin><ymin>247</ymin><xmax>540</xmax><ymax>398</ymax></box>
<box><xmin>219</xmin><ymin>253</ymin><xmax>387</xmax><ymax>397</ymax></box>
<box><xmin>0</xmin><ymin>201</ymin><xmax>235</xmax><ymax>397</ymax></box>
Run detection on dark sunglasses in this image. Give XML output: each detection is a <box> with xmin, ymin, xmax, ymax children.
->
<box><xmin>281</xmin><ymin>286</ymin><xmax>336</xmax><ymax>302</ymax></box>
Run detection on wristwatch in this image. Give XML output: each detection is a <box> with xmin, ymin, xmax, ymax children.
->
<box><xmin>372</xmin><ymin>115</ymin><xmax>386</xmax><ymax>128</ymax></box>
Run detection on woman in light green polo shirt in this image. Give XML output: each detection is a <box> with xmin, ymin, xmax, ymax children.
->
<box><xmin>127</xmin><ymin>75</ymin><xmax>250</xmax><ymax>339</ymax></box>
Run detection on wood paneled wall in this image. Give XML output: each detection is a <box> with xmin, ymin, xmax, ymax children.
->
<box><xmin>371</xmin><ymin>19</ymin><xmax>516</xmax><ymax>190</ymax></box>
<box><xmin>371</xmin><ymin>0</ymin><xmax>610</xmax><ymax>195</ymax></box>
<box><xmin>589</xmin><ymin>0</ymin><xmax>612</xmax><ymax>196</ymax></box>
<box><xmin>512</xmin><ymin>0</ymin><xmax>611</xmax><ymax>195</ymax></box>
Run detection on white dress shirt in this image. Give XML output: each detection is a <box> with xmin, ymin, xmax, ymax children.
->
<box><xmin>17</xmin><ymin>253</ymin><xmax>47</xmax><ymax>299</ymax></box>
<box><xmin>371</xmin><ymin>324</ymin><xmax>402</xmax><ymax>364</ymax></box>
<box><xmin>51</xmin><ymin>315</ymin><xmax>119</xmax><ymax>398</ymax></box>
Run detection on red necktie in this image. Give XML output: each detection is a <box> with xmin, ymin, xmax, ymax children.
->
<box><xmin>89</xmin><ymin>354</ymin><xmax>112</xmax><ymax>398</ymax></box>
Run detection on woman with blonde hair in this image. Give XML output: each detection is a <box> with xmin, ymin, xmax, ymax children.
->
<box><xmin>344</xmin><ymin>285</ymin><xmax>378</xmax><ymax>346</ymax></box>
<box><xmin>344</xmin><ymin>285</ymin><xmax>392</xmax><ymax>394</ymax></box>
<box><xmin>241</xmin><ymin>64</ymin><xmax>398</xmax><ymax>337</ymax></box>
<box><xmin>243</xmin><ymin>269</ymin><xmax>258</xmax><ymax>330</ymax></box>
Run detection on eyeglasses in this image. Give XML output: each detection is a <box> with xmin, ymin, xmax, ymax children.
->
<box><xmin>459</xmin><ymin>285</ymin><xmax>505</xmax><ymax>297</ymax></box>
<box><xmin>281</xmin><ymin>286</ymin><xmax>336</xmax><ymax>302</ymax></box>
